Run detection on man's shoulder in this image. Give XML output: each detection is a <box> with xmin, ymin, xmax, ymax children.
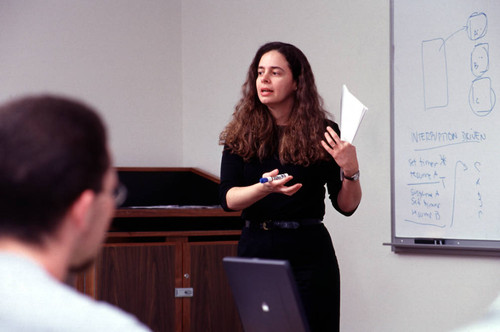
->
<box><xmin>0</xmin><ymin>253</ymin><xmax>151</xmax><ymax>332</ymax></box>
<box><xmin>73</xmin><ymin>295</ymin><xmax>152</xmax><ymax>332</ymax></box>
<box><xmin>0</xmin><ymin>278</ymin><xmax>152</xmax><ymax>331</ymax></box>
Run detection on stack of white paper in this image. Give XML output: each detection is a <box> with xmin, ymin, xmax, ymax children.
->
<box><xmin>340</xmin><ymin>85</ymin><xmax>368</xmax><ymax>143</ymax></box>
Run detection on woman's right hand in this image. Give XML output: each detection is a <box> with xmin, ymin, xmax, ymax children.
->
<box><xmin>225</xmin><ymin>169</ymin><xmax>302</xmax><ymax>211</ymax></box>
<box><xmin>260</xmin><ymin>169</ymin><xmax>302</xmax><ymax>196</ymax></box>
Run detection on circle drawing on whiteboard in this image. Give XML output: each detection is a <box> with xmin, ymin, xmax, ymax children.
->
<box><xmin>469</xmin><ymin>77</ymin><xmax>496</xmax><ymax>117</ymax></box>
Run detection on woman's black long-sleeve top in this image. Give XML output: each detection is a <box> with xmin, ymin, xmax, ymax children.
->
<box><xmin>219</xmin><ymin>121</ymin><xmax>354</xmax><ymax>221</ymax></box>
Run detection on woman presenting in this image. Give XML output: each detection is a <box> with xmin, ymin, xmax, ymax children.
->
<box><xmin>219</xmin><ymin>41</ymin><xmax>361</xmax><ymax>332</ymax></box>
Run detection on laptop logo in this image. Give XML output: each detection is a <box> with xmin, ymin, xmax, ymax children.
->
<box><xmin>261</xmin><ymin>302</ymin><xmax>270</xmax><ymax>313</ymax></box>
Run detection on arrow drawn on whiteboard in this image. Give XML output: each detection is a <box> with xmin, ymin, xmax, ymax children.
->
<box><xmin>451</xmin><ymin>161</ymin><xmax>468</xmax><ymax>228</ymax></box>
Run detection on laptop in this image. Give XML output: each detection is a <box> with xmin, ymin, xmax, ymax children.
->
<box><xmin>222</xmin><ymin>256</ymin><xmax>310</xmax><ymax>332</ymax></box>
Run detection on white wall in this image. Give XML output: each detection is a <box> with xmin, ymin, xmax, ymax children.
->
<box><xmin>2</xmin><ymin>1</ymin><xmax>500</xmax><ymax>331</ymax></box>
<box><xmin>0</xmin><ymin>0</ymin><xmax>183</xmax><ymax>166</ymax></box>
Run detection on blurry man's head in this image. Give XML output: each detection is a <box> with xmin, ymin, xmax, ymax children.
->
<box><xmin>0</xmin><ymin>95</ymin><xmax>115</xmax><ymax>271</ymax></box>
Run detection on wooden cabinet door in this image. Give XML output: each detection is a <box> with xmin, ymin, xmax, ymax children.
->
<box><xmin>95</xmin><ymin>243</ymin><xmax>182</xmax><ymax>332</ymax></box>
<box><xmin>182</xmin><ymin>241</ymin><xmax>243</xmax><ymax>332</ymax></box>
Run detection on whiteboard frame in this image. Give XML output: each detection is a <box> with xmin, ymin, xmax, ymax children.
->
<box><xmin>388</xmin><ymin>0</ymin><xmax>500</xmax><ymax>255</ymax></box>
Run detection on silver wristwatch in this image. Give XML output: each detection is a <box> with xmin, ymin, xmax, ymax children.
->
<box><xmin>342</xmin><ymin>170</ymin><xmax>360</xmax><ymax>181</ymax></box>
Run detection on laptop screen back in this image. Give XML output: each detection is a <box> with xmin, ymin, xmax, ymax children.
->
<box><xmin>222</xmin><ymin>257</ymin><xmax>310</xmax><ymax>332</ymax></box>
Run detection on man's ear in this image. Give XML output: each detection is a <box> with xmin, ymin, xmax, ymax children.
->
<box><xmin>68</xmin><ymin>190</ymin><xmax>96</xmax><ymax>231</ymax></box>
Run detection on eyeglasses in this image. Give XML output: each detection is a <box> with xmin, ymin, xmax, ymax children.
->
<box><xmin>113</xmin><ymin>183</ymin><xmax>128</xmax><ymax>207</ymax></box>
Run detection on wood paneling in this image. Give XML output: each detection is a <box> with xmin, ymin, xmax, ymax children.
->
<box><xmin>183</xmin><ymin>242</ymin><xmax>243</xmax><ymax>332</ymax></box>
<box><xmin>96</xmin><ymin>243</ymin><xmax>180</xmax><ymax>332</ymax></box>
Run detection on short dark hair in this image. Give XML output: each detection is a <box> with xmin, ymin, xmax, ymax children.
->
<box><xmin>0</xmin><ymin>95</ymin><xmax>110</xmax><ymax>244</ymax></box>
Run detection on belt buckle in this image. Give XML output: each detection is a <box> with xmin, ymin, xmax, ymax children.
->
<box><xmin>262</xmin><ymin>221</ymin><xmax>269</xmax><ymax>230</ymax></box>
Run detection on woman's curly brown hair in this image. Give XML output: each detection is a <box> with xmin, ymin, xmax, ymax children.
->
<box><xmin>220</xmin><ymin>42</ymin><xmax>332</xmax><ymax>166</ymax></box>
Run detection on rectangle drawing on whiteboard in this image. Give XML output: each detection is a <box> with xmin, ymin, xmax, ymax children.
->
<box><xmin>422</xmin><ymin>38</ymin><xmax>449</xmax><ymax>109</ymax></box>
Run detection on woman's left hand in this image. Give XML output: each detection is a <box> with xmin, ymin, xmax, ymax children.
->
<box><xmin>322</xmin><ymin>126</ymin><xmax>362</xmax><ymax>213</ymax></box>
<box><xmin>321</xmin><ymin>126</ymin><xmax>359</xmax><ymax>177</ymax></box>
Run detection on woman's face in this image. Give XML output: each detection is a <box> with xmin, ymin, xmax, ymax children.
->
<box><xmin>256</xmin><ymin>50</ymin><xmax>297</xmax><ymax>113</ymax></box>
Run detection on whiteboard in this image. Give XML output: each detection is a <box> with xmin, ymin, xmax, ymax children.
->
<box><xmin>391</xmin><ymin>0</ymin><xmax>500</xmax><ymax>250</ymax></box>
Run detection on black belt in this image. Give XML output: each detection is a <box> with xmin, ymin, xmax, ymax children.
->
<box><xmin>244</xmin><ymin>219</ymin><xmax>322</xmax><ymax>230</ymax></box>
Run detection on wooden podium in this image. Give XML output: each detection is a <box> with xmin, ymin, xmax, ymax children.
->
<box><xmin>74</xmin><ymin>168</ymin><xmax>244</xmax><ymax>332</ymax></box>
